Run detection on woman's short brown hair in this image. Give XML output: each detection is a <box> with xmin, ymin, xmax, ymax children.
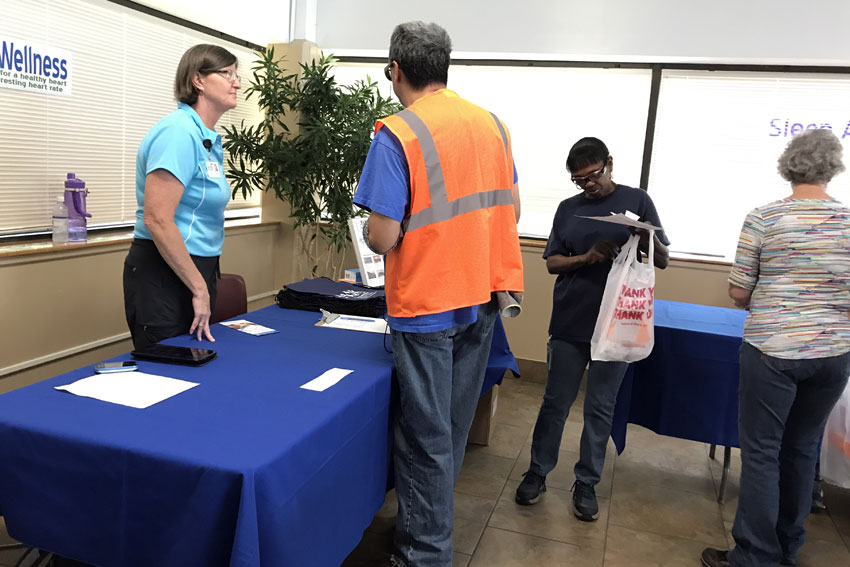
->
<box><xmin>174</xmin><ymin>44</ymin><xmax>238</xmax><ymax>105</ymax></box>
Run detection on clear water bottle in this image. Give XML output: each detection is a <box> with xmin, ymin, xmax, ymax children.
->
<box><xmin>52</xmin><ymin>196</ymin><xmax>69</xmax><ymax>244</ymax></box>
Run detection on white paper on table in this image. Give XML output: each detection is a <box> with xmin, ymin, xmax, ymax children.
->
<box><xmin>300</xmin><ymin>368</ymin><xmax>354</xmax><ymax>392</ymax></box>
<box><xmin>55</xmin><ymin>372</ymin><xmax>199</xmax><ymax>409</ymax></box>
<box><xmin>315</xmin><ymin>314</ymin><xmax>388</xmax><ymax>334</ymax></box>
<box><xmin>577</xmin><ymin>210</ymin><xmax>661</xmax><ymax>231</ymax></box>
<box><xmin>219</xmin><ymin>319</ymin><xmax>278</xmax><ymax>336</ymax></box>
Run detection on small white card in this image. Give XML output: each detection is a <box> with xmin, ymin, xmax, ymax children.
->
<box><xmin>220</xmin><ymin>319</ymin><xmax>278</xmax><ymax>336</ymax></box>
<box><xmin>300</xmin><ymin>368</ymin><xmax>353</xmax><ymax>392</ymax></box>
<box><xmin>205</xmin><ymin>161</ymin><xmax>221</xmax><ymax>178</ymax></box>
<box><xmin>55</xmin><ymin>372</ymin><xmax>199</xmax><ymax>409</ymax></box>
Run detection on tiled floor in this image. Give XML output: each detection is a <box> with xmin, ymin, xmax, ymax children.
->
<box><xmin>342</xmin><ymin>376</ymin><xmax>850</xmax><ymax>567</ymax></box>
<box><xmin>3</xmin><ymin>376</ymin><xmax>850</xmax><ymax>567</ymax></box>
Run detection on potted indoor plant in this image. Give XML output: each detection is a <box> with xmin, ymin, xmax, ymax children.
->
<box><xmin>223</xmin><ymin>48</ymin><xmax>401</xmax><ymax>279</ymax></box>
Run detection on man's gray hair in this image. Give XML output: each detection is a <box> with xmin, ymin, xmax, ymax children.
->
<box><xmin>777</xmin><ymin>128</ymin><xmax>846</xmax><ymax>185</ymax></box>
<box><xmin>389</xmin><ymin>21</ymin><xmax>452</xmax><ymax>89</ymax></box>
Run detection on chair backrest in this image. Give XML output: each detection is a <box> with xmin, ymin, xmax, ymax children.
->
<box><xmin>211</xmin><ymin>273</ymin><xmax>248</xmax><ymax>324</ymax></box>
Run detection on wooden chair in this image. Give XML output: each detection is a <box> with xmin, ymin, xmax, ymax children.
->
<box><xmin>211</xmin><ymin>273</ymin><xmax>248</xmax><ymax>324</ymax></box>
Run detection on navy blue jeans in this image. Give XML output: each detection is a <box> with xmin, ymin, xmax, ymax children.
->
<box><xmin>390</xmin><ymin>300</ymin><xmax>498</xmax><ymax>567</ymax></box>
<box><xmin>730</xmin><ymin>342</ymin><xmax>850</xmax><ymax>567</ymax></box>
<box><xmin>529</xmin><ymin>339</ymin><xmax>628</xmax><ymax>485</ymax></box>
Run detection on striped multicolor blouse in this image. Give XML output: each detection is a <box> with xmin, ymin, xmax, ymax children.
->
<box><xmin>729</xmin><ymin>198</ymin><xmax>850</xmax><ymax>359</ymax></box>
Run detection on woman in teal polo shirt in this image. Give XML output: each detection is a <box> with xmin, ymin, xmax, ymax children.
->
<box><xmin>123</xmin><ymin>44</ymin><xmax>240</xmax><ymax>349</ymax></box>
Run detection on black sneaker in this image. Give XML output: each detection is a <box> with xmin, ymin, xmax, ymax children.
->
<box><xmin>811</xmin><ymin>478</ymin><xmax>826</xmax><ymax>513</ymax></box>
<box><xmin>701</xmin><ymin>548</ymin><xmax>731</xmax><ymax>567</ymax></box>
<box><xmin>780</xmin><ymin>557</ymin><xmax>797</xmax><ymax>566</ymax></box>
<box><xmin>515</xmin><ymin>470</ymin><xmax>546</xmax><ymax>505</ymax></box>
<box><xmin>571</xmin><ymin>480</ymin><xmax>599</xmax><ymax>521</ymax></box>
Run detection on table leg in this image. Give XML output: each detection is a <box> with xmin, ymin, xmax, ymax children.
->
<box><xmin>718</xmin><ymin>446</ymin><xmax>732</xmax><ymax>504</ymax></box>
<box><xmin>709</xmin><ymin>443</ymin><xmax>716</xmax><ymax>460</ymax></box>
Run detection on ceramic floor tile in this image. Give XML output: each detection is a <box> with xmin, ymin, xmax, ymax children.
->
<box><xmin>804</xmin><ymin>511</ymin><xmax>845</xmax><ymax>545</ymax></box>
<box><xmin>467</xmin><ymin>421</ymin><xmax>530</xmax><ymax>461</ymax></box>
<box><xmin>453</xmin><ymin>519</ymin><xmax>486</xmax><ymax>555</ymax></box>
<box><xmin>453</xmin><ymin>551</ymin><xmax>471</xmax><ymax>567</ymax></box>
<box><xmin>497</xmin><ymin>378</ymin><xmax>545</xmax><ymax>399</ymax></box>
<box><xmin>492</xmin><ymin>390</ymin><xmax>544</xmax><ymax>428</ymax></box>
<box><xmin>793</xmin><ymin>537</ymin><xmax>850</xmax><ymax>567</ymax></box>
<box><xmin>823</xmin><ymin>484</ymin><xmax>850</xmax><ymax>531</ymax></box>
<box><xmin>488</xmin><ymin>480</ymin><xmax>609</xmax><ymax>550</ymax></box>
<box><xmin>603</xmin><ymin>524</ymin><xmax>714</xmax><ymax>567</ymax></box>
<box><xmin>613</xmin><ymin>453</ymin><xmax>717</xmax><ymax>497</ymax></box>
<box><xmin>617</xmin><ymin>426</ymin><xmax>713</xmax><ymax>477</ymax></box>
<box><xmin>455</xmin><ymin>451</ymin><xmax>515</xmax><ymax>500</ymax></box>
<box><xmin>454</xmin><ymin>492</ymin><xmax>497</xmax><ymax>523</ymax></box>
<box><xmin>468</xmin><ymin>527</ymin><xmax>603</xmax><ymax>567</ymax></box>
<box><xmin>608</xmin><ymin>479</ymin><xmax>727</xmax><ymax>547</ymax></box>
<box><xmin>508</xmin><ymin>444</ymin><xmax>614</xmax><ymax>498</ymax></box>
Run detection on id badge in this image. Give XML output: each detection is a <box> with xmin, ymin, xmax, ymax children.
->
<box><xmin>205</xmin><ymin>161</ymin><xmax>221</xmax><ymax>179</ymax></box>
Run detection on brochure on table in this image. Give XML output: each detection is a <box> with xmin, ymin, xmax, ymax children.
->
<box><xmin>348</xmin><ymin>216</ymin><xmax>385</xmax><ymax>288</ymax></box>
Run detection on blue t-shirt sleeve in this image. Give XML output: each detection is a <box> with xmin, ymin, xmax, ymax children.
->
<box><xmin>353</xmin><ymin>128</ymin><xmax>410</xmax><ymax>222</ymax></box>
<box><xmin>144</xmin><ymin>125</ymin><xmax>197</xmax><ymax>188</ymax></box>
<box><xmin>639</xmin><ymin>194</ymin><xmax>671</xmax><ymax>246</ymax></box>
<box><xmin>513</xmin><ymin>159</ymin><xmax>518</xmax><ymax>184</ymax></box>
<box><xmin>543</xmin><ymin>203</ymin><xmax>569</xmax><ymax>259</ymax></box>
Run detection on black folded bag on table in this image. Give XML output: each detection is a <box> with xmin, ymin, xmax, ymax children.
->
<box><xmin>275</xmin><ymin>277</ymin><xmax>387</xmax><ymax>318</ymax></box>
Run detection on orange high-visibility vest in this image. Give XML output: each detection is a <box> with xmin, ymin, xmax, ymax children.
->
<box><xmin>376</xmin><ymin>89</ymin><xmax>524</xmax><ymax>318</ymax></box>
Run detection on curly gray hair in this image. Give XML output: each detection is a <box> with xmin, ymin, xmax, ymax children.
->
<box><xmin>389</xmin><ymin>21</ymin><xmax>452</xmax><ymax>89</ymax></box>
<box><xmin>777</xmin><ymin>128</ymin><xmax>846</xmax><ymax>185</ymax></box>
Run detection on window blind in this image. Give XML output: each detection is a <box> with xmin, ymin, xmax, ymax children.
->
<box><xmin>649</xmin><ymin>70</ymin><xmax>850</xmax><ymax>261</ymax></box>
<box><xmin>0</xmin><ymin>0</ymin><xmax>263</xmax><ymax>237</ymax></box>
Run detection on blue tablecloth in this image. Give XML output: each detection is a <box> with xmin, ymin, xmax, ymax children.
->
<box><xmin>611</xmin><ymin>299</ymin><xmax>748</xmax><ymax>453</ymax></box>
<box><xmin>0</xmin><ymin>306</ymin><xmax>517</xmax><ymax>567</ymax></box>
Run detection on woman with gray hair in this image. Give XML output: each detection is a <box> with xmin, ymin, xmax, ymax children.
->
<box><xmin>702</xmin><ymin>128</ymin><xmax>850</xmax><ymax>567</ymax></box>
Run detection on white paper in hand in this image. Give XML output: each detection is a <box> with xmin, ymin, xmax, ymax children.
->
<box><xmin>55</xmin><ymin>372</ymin><xmax>199</xmax><ymax>409</ymax></box>
<box><xmin>577</xmin><ymin>209</ymin><xmax>661</xmax><ymax>231</ymax></box>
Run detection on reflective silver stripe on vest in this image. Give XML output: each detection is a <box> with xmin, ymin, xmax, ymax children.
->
<box><xmin>490</xmin><ymin>112</ymin><xmax>509</xmax><ymax>158</ymax></box>
<box><xmin>396</xmin><ymin>109</ymin><xmax>513</xmax><ymax>233</ymax></box>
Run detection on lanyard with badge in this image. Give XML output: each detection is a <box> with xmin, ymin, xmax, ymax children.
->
<box><xmin>202</xmin><ymin>139</ymin><xmax>221</xmax><ymax>179</ymax></box>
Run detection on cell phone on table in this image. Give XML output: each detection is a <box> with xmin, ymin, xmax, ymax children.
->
<box><xmin>94</xmin><ymin>361</ymin><xmax>139</xmax><ymax>374</ymax></box>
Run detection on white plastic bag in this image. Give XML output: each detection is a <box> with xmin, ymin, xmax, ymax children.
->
<box><xmin>591</xmin><ymin>232</ymin><xmax>655</xmax><ymax>362</ymax></box>
<box><xmin>821</xmin><ymin>378</ymin><xmax>850</xmax><ymax>488</ymax></box>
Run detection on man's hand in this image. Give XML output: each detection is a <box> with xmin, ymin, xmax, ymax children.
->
<box><xmin>584</xmin><ymin>240</ymin><xmax>619</xmax><ymax>265</ymax></box>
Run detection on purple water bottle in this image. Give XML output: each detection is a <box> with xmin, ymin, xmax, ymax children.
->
<box><xmin>64</xmin><ymin>173</ymin><xmax>91</xmax><ymax>242</ymax></box>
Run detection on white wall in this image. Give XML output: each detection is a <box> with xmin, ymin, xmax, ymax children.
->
<box><xmin>132</xmin><ymin>0</ymin><xmax>291</xmax><ymax>46</ymax></box>
<box><xmin>316</xmin><ymin>0</ymin><xmax>850</xmax><ymax>65</ymax></box>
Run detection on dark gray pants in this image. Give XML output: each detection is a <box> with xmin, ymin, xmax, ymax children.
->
<box><xmin>123</xmin><ymin>239</ymin><xmax>218</xmax><ymax>350</ymax></box>
<box><xmin>730</xmin><ymin>342</ymin><xmax>850</xmax><ymax>566</ymax></box>
<box><xmin>529</xmin><ymin>338</ymin><xmax>628</xmax><ymax>485</ymax></box>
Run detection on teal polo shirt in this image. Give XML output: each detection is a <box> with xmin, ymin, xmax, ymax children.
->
<box><xmin>134</xmin><ymin>102</ymin><xmax>231</xmax><ymax>257</ymax></box>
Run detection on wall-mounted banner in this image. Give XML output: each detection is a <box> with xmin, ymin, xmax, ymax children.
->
<box><xmin>0</xmin><ymin>38</ymin><xmax>72</xmax><ymax>96</ymax></box>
